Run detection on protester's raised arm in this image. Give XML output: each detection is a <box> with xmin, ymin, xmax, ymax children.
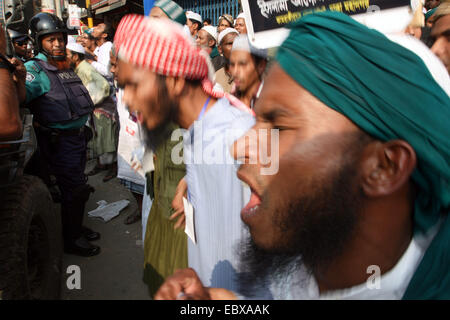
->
<box><xmin>0</xmin><ymin>26</ymin><xmax>22</xmax><ymax>140</ymax></box>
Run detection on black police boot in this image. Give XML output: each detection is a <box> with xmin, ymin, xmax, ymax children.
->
<box><xmin>81</xmin><ymin>226</ymin><xmax>101</xmax><ymax>241</ymax></box>
<box><xmin>64</xmin><ymin>235</ymin><xmax>101</xmax><ymax>257</ymax></box>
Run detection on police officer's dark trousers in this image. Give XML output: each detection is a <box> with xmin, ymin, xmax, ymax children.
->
<box><xmin>36</xmin><ymin>127</ymin><xmax>92</xmax><ymax>246</ymax></box>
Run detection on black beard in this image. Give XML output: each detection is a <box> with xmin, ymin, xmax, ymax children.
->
<box><xmin>142</xmin><ymin>119</ymin><xmax>177</xmax><ymax>152</ymax></box>
<box><xmin>237</xmin><ymin>153</ymin><xmax>364</xmax><ymax>297</ymax></box>
<box><xmin>141</xmin><ymin>85</ymin><xmax>179</xmax><ymax>152</ymax></box>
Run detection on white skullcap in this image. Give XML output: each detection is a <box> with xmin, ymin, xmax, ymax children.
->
<box><xmin>231</xmin><ymin>34</ymin><xmax>267</xmax><ymax>59</ymax></box>
<box><xmin>187</xmin><ymin>11</ymin><xmax>202</xmax><ymax>23</ymax></box>
<box><xmin>218</xmin><ymin>27</ymin><xmax>239</xmax><ymax>45</ymax></box>
<box><xmin>202</xmin><ymin>25</ymin><xmax>217</xmax><ymax>42</ymax></box>
<box><xmin>237</xmin><ymin>12</ymin><xmax>246</xmax><ymax>20</ymax></box>
<box><xmin>67</xmin><ymin>42</ymin><xmax>86</xmax><ymax>55</ymax></box>
<box><xmin>387</xmin><ymin>34</ymin><xmax>450</xmax><ymax>96</ymax></box>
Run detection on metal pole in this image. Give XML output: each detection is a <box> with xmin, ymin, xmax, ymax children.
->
<box><xmin>86</xmin><ymin>0</ymin><xmax>93</xmax><ymax>28</ymax></box>
<box><xmin>55</xmin><ymin>0</ymin><xmax>62</xmax><ymax>18</ymax></box>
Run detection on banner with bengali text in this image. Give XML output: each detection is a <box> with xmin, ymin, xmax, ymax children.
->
<box><xmin>242</xmin><ymin>0</ymin><xmax>413</xmax><ymax>48</ymax></box>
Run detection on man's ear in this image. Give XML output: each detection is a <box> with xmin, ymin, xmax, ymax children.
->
<box><xmin>257</xmin><ymin>60</ymin><xmax>267</xmax><ymax>77</ymax></box>
<box><xmin>361</xmin><ymin>140</ymin><xmax>417</xmax><ymax>197</ymax></box>
<box><xmin>218</xmin><ymin>45</ymin><xmax>223</xmax><ymax>55</ymax></box>
<box><xmin>165</xmin><ymin>76</ymin><xmax>186</xmax><ymax>97</ymax></box>
<box><xmin>208</xmin><ymin>39</ymin><xmax>216</xmax><ymax>49</ymax></box>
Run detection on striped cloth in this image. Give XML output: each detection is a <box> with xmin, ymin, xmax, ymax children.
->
<box><xmin>153</xmin><ymin>0</ymin><xmax>186</xmax><ymax>25</ymax></box>
<box><xmin>115</xmin><ymin>14</ymin><xmax>209</xmax><ymax>80</ymax></box>
<box><xmin>114</xmin><ymin>14</ymin><xmax>255</xmax><ymax>116</ymax></box>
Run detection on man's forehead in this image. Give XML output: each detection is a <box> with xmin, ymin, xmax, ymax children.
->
<box><xmin>230</xmin><ymin>49</ymin><xmax>252</xmax><ymax>60</ymax></box>
<box><xmin>150</xmin><ymin>6</ymin><xmax>167</xmax><ymax>19</ymax></box>
<box><xmin>117</xmin><ymin>57</ymin><xmax>133</xmax><ymax>69</ymax></box>
<box><xmin>223</xmin><ymin>33</ymin><xmax>238</xmax><ymax>44</ymax></box>
<box><xmin>95</xmin><ymin>24</ymin><xmax>106</xmax><ymax>32</ymax></box>
<box><xmin>42</xmin><ymin>32</ymin><xmax>64</xmax><ymax>40</ymax></box>
<box><xmin>255</xmin><ymin>64</ymin><xmax>302</xmax><ymax>112</ymax></box>
<box><xmin>117</xmin><ymin>58</ymin><xmax>155</xmax><ymax>79</ymax></box>
<box><xmin>256</xmin><ymin>63</ymin><xmax>359</xmax><ymax>131</ymax></box>
<box><xmin>432</xmin><ymin>14</ymin><xmax>450</xmax><ymax>36</ymax></box>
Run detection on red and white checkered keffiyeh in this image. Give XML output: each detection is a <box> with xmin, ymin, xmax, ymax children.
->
<box><xmin>114</xmin><ymin>14</ymin><xmax>254</xmax><ymax>116</ymax></box>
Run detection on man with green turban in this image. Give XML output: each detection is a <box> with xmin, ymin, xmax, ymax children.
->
<box><xmin>149</xmin><ymin>0</ymin><xmax>186</xmax><ymax>24</ymax></box>
<box><xmin>154</xmin><ymin>11</ymin><xmax>450</xmax><ymax>300</ymax></box>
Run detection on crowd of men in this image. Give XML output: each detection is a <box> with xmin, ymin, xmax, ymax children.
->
<box><xmin>0</xmin><ymin>0</ymin><xmax>449</xmax><ymax>300</ymax></box>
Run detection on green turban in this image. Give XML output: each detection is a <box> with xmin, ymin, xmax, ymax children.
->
<box><xmin>153</xmin><ymin>0</ymin><xmax>186</xmax><ymax>25</ymax></box>
<box><xmin>276</xmin><ymin>11</ymin><xmax>450</xmax><ymax>299</ymax></box>
<box><xmin>425</xmin><ymin>7</ymin><xmax>437</xmax><ymax>21</ymax></box>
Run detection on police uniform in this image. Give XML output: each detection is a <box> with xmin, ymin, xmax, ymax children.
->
<box><xmin>24</xmin><ymin>23</ymin><xmax>98</xmax><ymax>256</ymax></box>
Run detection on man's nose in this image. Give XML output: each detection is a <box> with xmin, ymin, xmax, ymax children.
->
<box><xmin>229</xmin><ymin>65</ymin><xmax>238</xmax><ymax>78</ymax></box>
<box><xmin>231</xmin><ymin>126</ymin><xmax>258</xmax><ymax>164</ymax></box>
<box><xmin>54</xmin><ymin>39</ymin><xmax>64</xmax><ymax>48</ymax></box>
<box><xmin>431</xmin><ymin>37</ymin><xmax>445</xmax><ymax>59</ymax></box>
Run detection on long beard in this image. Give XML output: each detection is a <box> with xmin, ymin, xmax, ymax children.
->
<box><xmin>237</xmin><ymin>156</ymin><xmax>364</xmax><ymax>297</ymax></box>
<box><xmin>141</xmin><ymin>92</ymin><xmax>179</xmax><ymax>152</ymax></box>
<box><xmin>51</xmin><ymin>59</ymin><xmax>70</xmax><ymax>70</ymax></box>
<box><xmin>142</xmin><ymin>120</ymin><xmax>177</xmax><ymax>152</ymax></box>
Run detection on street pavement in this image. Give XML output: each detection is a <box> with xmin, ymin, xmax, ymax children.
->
<box><xmin>60</xmin><ymin>160</ymin><xmax>150</xmax><ymax>300</ymax></box>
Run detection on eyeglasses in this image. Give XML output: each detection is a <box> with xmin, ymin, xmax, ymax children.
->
<box><xmin>14</xmin><ymin>40</ymin><xmax>28</xmax><ymax>46</ymax></box>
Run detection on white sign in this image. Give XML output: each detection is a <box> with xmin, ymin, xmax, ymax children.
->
<box><xmin>183</xmin><ymin>197</ymin><xmax>196</xmax><ymax>244</ymax></box>
<box><xmin>68</xmin><ymin>4</ymin><xmax>81</xmax><ymax>28</ymax></box>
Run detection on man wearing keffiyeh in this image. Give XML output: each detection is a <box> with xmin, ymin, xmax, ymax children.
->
<box><xmin>155</xmin><ymin>11</ymin><xmax>450</xmax><ymax>300</ymax></box>
<box><xmin>115</xmin><ymin>14</ymin><xmax>258</xmax><ymax>298</ymax></box>
<box><xmin>115</xmin><ymin>3</ymin><xmax>188</xmax><ymax>297</ymax></box>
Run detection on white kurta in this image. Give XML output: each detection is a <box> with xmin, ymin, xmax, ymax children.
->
<box><xmin>184</xmin><ymin>97</ymin><xmax>256</xmax><ymax>293</ymax></box>
<box><xmin>92</xmin><ymin>41</ymin><xmax>113</xmax><ymax>78</ymax></box>
<box><xmin>270</xmin><ymin>222</ymin><xmax>440</xmax><ymax>300</ymax></box>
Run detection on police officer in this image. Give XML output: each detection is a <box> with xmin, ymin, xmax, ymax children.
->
<box><xmin>7</xmin><ymin>29</ymin><xmax>31</xmax><ymax>62</ymax></box>
<box><xmin>24</xmin><ymin>13</ymin><xmax>100</xmax><ymax>257</ymax></box>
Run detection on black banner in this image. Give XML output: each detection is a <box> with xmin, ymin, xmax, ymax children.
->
<box><xmin>247</xmin><ymin>0</ymin><xmax>411</xmax><ymax>33</ymax></box>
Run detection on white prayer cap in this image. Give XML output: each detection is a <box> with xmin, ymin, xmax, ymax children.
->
<box><xmin>237</xmin><ymin>12</ymin><xmax>246</xmax><ymax>20</ymax></box>
<box><xmin>186</xmin><ymin>11</ymin><xmax>202</xmax><ymax>23</ymax></box>
<box><xmin>387</xmin><ymin>34</ymin><xmax>450</xmax><ymax>96</ymax></box>
<box><xmin>231</xmin><ymin>34</ymin><xmax>267</xmax><ymax>59</ymax></box>
<box><xmin>201</xmin><ymin>25</ymin><xmax>217</xmax><ymax>42</ymax></box>
<box><xmin>67</xmin><ymin>42</ymin><xmax>86</xmax><ymax>55</ymax></box>
<box><xmin>218</xmin><ymin>27</ymin><xmax>239</xmax><ymax>45</ymax></box>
